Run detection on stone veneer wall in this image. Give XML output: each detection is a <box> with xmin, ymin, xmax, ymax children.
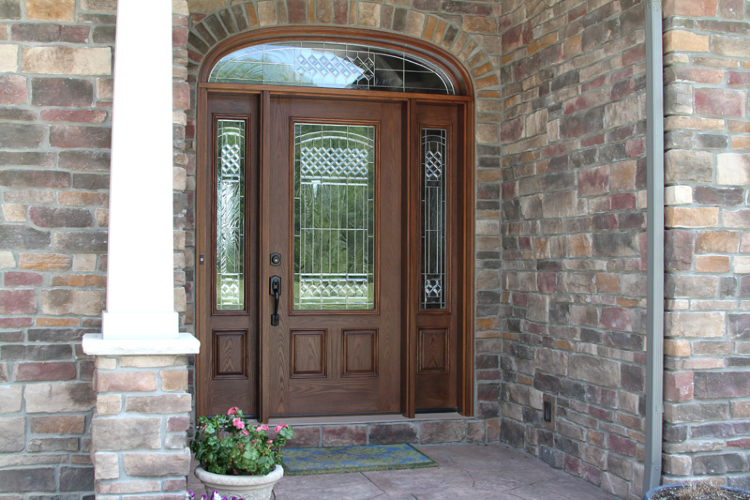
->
<box><xmin>497</xmin><ymin>0</ymin><xmax>649</xmax><ymax>498</ymax></box>
<box><xmin>661</xmin><ymin>0</ymin><xmax>750</xmax><ymax>489</ymax></box>
<box><xmin>0</xmin><ymin>0</ymin><xmax>192</xmax><ymax>496</ymax></box>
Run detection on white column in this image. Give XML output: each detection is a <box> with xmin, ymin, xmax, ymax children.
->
<box><xmin>93</xmin><ymin>0</ymin><xmax>179</xmax><ymax>342</ymax></box>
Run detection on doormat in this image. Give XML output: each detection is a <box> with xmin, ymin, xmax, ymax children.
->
<box><xmin>282</xmin><ymin>443</ymin><xmax>437</xmax><ymax>476</ymax></box>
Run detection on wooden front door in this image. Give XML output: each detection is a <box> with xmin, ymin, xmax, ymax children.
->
<box><xmin>197</xmin><ymin>90</ymin><xmax>469</xmax><ymax>421</ymax></box>
<box><xmin>266</xmin><ymin>96</ymin><xmax>403</xmax><ymax>416</ymax></box>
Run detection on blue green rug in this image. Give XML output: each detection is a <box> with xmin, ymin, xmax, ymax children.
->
<box><xmin>282</xmin><ymin>443</ymin><xmax>437</xmax><ymax>476</ymax></box>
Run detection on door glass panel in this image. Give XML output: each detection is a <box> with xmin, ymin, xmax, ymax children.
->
<box><xmin>293</xmin><ymin>123</ymin><xmax>375</xmax><ymax>310</ymax></box>
<box><xmin>216</xmin><ymin>119</ymin><xmax>246</xmax><ymax>310</ymax></box>
<box><xmin>422</xmin><ymin>129</ymin><xmax>446</xmax><ymax>309</ymax></box>
<box><xmin>209</xmin><ymin>42</ymin><xmax>456</xmax><ymax>95</ymax></box>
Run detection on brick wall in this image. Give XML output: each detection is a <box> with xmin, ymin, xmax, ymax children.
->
<box><xmin>662</xmin><ymin>0</ymin><xmax>750</xmax><ymax>489</ymax></box>
<box><xmin>0</xmin><ymin>0</ymin><xmax>192</xmax><ymax>496</ymax></box>
<box><xmin>496</xmin><ymin>0</ymin><xmax>649</xmax><ymax>497</ymax></box>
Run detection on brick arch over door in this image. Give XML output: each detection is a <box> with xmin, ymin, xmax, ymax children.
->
<box><xmin>183</xmin><ymin>0</ymin><xmax>498</xmax><ymax>95</ymax></box>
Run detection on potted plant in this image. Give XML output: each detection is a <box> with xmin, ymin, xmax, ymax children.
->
<box><xmin>189</xmin><ymin>407</ymin><xmax>294</xmax><ymax>500</ymax></box>
<box><xmin>644</xmin><ymin>481</ymin><xmax>750</xmax><ymax>500</ymax></box>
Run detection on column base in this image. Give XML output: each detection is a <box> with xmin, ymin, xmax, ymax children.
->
<box><xmin>102</xmin><ymin>310</ymin><xmax>180</xmax><ymax>340</ymax></box>
<box><xmin>82</xmin><ymin>333</ymin><xmax>200</xmax><ymax>356</ymax></box>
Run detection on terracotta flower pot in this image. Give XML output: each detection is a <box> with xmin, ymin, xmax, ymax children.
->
<box><xmin>194</xmin><ymin>464</ymin><xmax>284</xmax><ymax>500</ymax></box>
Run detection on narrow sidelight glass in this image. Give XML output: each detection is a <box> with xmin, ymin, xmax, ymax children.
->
<box><xmin>293</xmin><ymin>123</ymin><xmax>375</xmax><ymax>310</ymax></box>
<box><xmin>216</xmin><ymin>119</ymin><xmax>246</xmax><ymax>310</ymax></box>
<box><xmin>421</xmin><ymin>129</ymin><xmax>447</xmax><ymax>309</ymax></box>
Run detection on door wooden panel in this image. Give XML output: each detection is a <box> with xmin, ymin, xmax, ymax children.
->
<box><xmin>418</xmin><ymin>328</ymin><xmax>449</xmax><ymax>373</ymax></box>
<box><xmin>213</xmin><ymin>330</ymin><xmax>247</xmax><ymax>378</ymax></box>
<box><xmin>343</xmin><ymin>329</ymin><xmax>378</xmax><ymax>377</ymax></box>
<box><xmin>290</xmin><ymin>330</ymin><xmax>327</xmax><ymax>378</ymax></box>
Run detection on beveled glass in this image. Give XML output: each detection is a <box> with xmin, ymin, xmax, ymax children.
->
<box><xmin>216</xmin><ymin>119</ymin><xmax>246</xmax><ymax>310</ymax></box>
<box><xmin>209</xmin><ymin>41</ymin><xmax>455</xmax><ymax>95</ymax></box>
<box><xmin>293</xmin><ymin>123</ymin><xmax>375</xmax><ymax>310</ymax></box>
<box><xmin>421</xmin><ymin>129</ymin><xmax>446</xmax><ymax>309</ymax></box>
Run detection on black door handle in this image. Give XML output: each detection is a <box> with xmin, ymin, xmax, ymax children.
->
<box><xmin>270</xmin><ymin>276</ymin><xmax>281</xmax><ymax>326</ymax></box>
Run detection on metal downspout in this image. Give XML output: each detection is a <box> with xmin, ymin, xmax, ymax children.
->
<box><xmin>644</xmin><ymin>0</ymin><xmax>665</xmax><ymax>493</ymax></box>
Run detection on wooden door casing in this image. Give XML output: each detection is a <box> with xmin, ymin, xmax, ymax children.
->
<box><xmin>196</xmin><ymin>88</ymin><xmax>474</xmax><ymax>421</ymax></box>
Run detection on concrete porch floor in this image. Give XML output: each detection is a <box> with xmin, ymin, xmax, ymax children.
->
<box><xmin>188</xmin><ymin>443</ymin><xmax>615</xmax><ymax>499</ymax></box>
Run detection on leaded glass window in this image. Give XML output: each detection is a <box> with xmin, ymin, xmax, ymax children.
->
<box><xmin>216</xmin><ymin>119</ymin><xmax>246</xmax><ymax>310</ymax></box>
<box><xmin>422</xmin><ymin>129</ymin><xmax>446</xmax><ymax>309</ymax></box>
<box><xmin>293</xmin><ymin>123</ymin><xmax>375</xmax><ymax>310</ymax></box>
<box><xmin>209</xmin><ymin>41</ymin><xmax>456</xmax><ymax>95</ymax></box>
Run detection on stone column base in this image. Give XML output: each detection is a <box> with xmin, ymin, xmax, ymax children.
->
<box><xmin>90</xmin><ymin>355</ymin><xmax>192</xmax><ymax>497</ymax></box>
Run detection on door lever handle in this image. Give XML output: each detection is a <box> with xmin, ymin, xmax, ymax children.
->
<box><xmin>270</xmin><ymin>276</ymin><xmax>281</xmax><ymax>326</ymax></box>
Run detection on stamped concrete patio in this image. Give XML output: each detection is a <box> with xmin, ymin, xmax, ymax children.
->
<box><xmin>188</xmin><ymin>443</ymin><xmax>615</xmax><ymax>499</ymax></box>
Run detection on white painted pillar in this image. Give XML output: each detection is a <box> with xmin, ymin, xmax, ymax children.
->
<box><xmin>83</xmin><ymin>1</ymin><xmax>198</xmax><ymax>354</ymax></box>
<box><xmin>100</xmin><ymin>0</ymin><xmax>177</xmax><ymax>340</ymax></box>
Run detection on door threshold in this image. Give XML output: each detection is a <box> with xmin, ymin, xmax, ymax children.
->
<box><xmin>261</xmin><ymin>412</ymin><xmax>466</xmax><ymax>427</ymax></box>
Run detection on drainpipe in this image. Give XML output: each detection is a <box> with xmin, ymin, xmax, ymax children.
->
<box><xmin>644</xmin><ymin>0</ymin><xmax>665</xmax><ymax>493</ymax></box>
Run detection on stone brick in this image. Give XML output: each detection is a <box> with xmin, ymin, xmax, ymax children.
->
<box><xmin>29</xmin><ymin>207</ymin><xmax>94</xmax><ymax>228</ymax></box>
<box><xmin>696</xmin><ymin>230</ymin><xmax>739</xmax><ymax>253</ymax></box>
<box><xmin>91</xmin><ymin>417</ymin><xmax>160</xmax><ymax>451</ymax></box>
<box><xmin>713</xmin><ymin>35</ymin><xmax>750</xmax><ymax>58</ymax></box>
<box><xmin>96</xmin><ymin>394</ymin><xmax>121</xmax><ymax>415</ymax></box>
<box><xmin>96</xmin><ymin>371</ymin><xmax>157</xmax><ymax>392</ymax></box>
<box><xmin>696</xmin><ymin>255</ymin><xmax>730</xmax><ymax>272</ymax></box>
<box><xmin>666</xmin><ymin>230</ymin><xmax>695</xmax><ymax>271</ymax></box>
<box><xmin>31</xmin><ymin>77</ymin><xmax>94</xmax><ymax>107</ymax></box>
<box><xmin>3</xmin><ymin>271</ymin><xmax>42</xmax><ymax>287</ymax></box>
<box><xmin>600</xmin><ymin>307</ymin><xmax>632</xmax><ymax>332</ymax></box>
<box><xmin>94</xmin><ymin>452</ymin><xmax>118</xmax><ymax>480</ymax></box>
<box><xmin>167</xmin><ymin>415</ymin><xmax>189</xmax><ymax>432</ymax></box>
<box><xmin>41</xmin><ymin>290</ymin><xmax>105</xmax><ymax>316</ymax></box>
<box><xmin>665</xmin><ymin>149</ymin><xmax>714</xmax><ymax>183</ymax></box>
<box><xmin>420</xmin><ymin>420</ymin><xmax>466</xmax><ymax>444</ymax></box>
<box><xmin>0</xmin><ymin>468</ymin><xmax>55</xmax><ymax>493</ymax></box>
<box><xmin>15</xmin><ymin>361</ymin><xmax>76</xmax><ymax>381</ymax></box>
<box><xmin>717</xmin><ymin>153</ymin><xmax>750</xmax><ymax>186</ymax></box>
<box><xmin>50</xmin><ymin>125</ymin><xmax>111</xmax><ymax>149</ymax></box>
<box><xmin>695</xmin><ymin>372</ymin><xmax>750</xmax><ymax>398</ymax></box>
<box><xmin>26</xmin><ymin>0</ymin><xmax>75</xmax><ymax>21</ymax></box>
<box><xmin>160</xmin><ymin>369</ymin><xmax>188</xmax><ymax>391</ymax></box>
<box><xmin>665</xmin><ymin>207</ymin><xmax>719</xmax><ymax>228</ymax></box>
<box><xmin>0</xmin><ymin>289</ymin><xmax>36</xmax><ymax>314</ymax></box>
<box><xmin>28</xmin><ymin>436</ymin><xmax>78</xmax><ymax>452</ymax></box>
<box><xmin>53</xmin><ymin>231</ymin><xmax>108</xmax><ymax>252</ymax></box>
<box><xmin>0</xmin><ymin>123</ymin><xmax>46</xmax><ymax>149</ymax></box>
<box><xmin>25</xmin><ymin>382</ymin><xmax>95</xmax><ymax>413</ymax></box>
<box><xmin>369</xmin><ymin>423</ymin><xmax>418</xmax><ymax>444</ymax></box>
<box><xmin>122</xmin><ymin>450</ymin><xmax>190</xmax><ymax>477</ymax></box>
<box><xmin>0</xmin><ymin>417</ymin><xmax>25</xmax><ymax>452</ymax></box>
<box><xmin>22</xmin><ymin>47</ymin><xmax>111</xmax><ymax>75</ymax></box>
<box><xmin>0</xmin><ymin>75</ymin><xmax>27</xmax><ymax>105</ymax></box>
<box><xmin>693</xmin><ymin>453</ymin><xmax>749</xmax><ymax>475</ymax></box>
<box><xmin>665</xmin><ymin>186</ymin><xmax>693</xmax><ymax>205</ymax></box>
<box><xmin>19</xmin><ymin>253</ymin><xmax>71</xmax><ymax>270</ymax></box>
<box><xmin>0</xmin><ymin>385</ymin><xmax>22</xmax><ymax>413</ymax></box>
<box><xmin>666</xmin><ymin>312</ymin><xmax>725</xmax><ymax>338</ymax></box>
<box><xmin>119</xmin><ymin>355</ymin><xmax>187</xmax><ymax>368</ymax></box>
<box><xmin>126</xmin><ymin>394</ymin><xmax>191</xmax><ymax>413</ymax></box>
<box><xmin>322</xmin><ymin>425</ymin><xmax>367</xmax><ymax>446</ymax></box>
<box><xmin>60</xmin><ymin>466</ymin><xmax>94</xmax><ymax>491</ymax></box>
<box><xmin>569</xmin><ymin>354</ymin><xmax>621</xmax><ymax>388</ymax></box>
<box><xmin>58</xmin><ymin>150</ymin><xmax>111</xmax><ymax>171</ymax></box>
<box><xmin>30</xmin><ymin>415</ymin><xmax>86</xmax><ymax>434</ymax></box>
<box><xmin>695</xmin><ymin>88</ymin><xmax>746</xmax><ymax>118</ymax></box>
<box><xmin>96</xmin><ymin>480</ymin><xmax>161</xmax><ymax>494</ymax></box>
<box><xmin>285</xmin><ymin>426</ymin><xmax>320</xmax><ymax>447</ymax></box>
<box><xmin>0</xmin><ymin>44</ymin><xmax>19</xmax><ymax>72</ymax></box>
<box><xmin>664</xmin><ymin>371</ymin><xmax>694</xmax><ymax>402</ymax></box>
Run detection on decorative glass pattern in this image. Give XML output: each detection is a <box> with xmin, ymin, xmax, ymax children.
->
<box><xmin>422</xmin><ymin>129</ymin><xmax>446</xmax><ymax>309</ymax></box>
<box><xmin>294</xmin><ymin>123</ymin><xmax>375</xmax><ymax>310</ymax></box>
<box><xmin>216</xmin><ymin>119</ymin><xmax>246</xmax><ymax>310</ymax></box>
<box><xmin>209</xmin><ymin>41</ymin><xmax>455</xmax><ymax>95</ymax></box>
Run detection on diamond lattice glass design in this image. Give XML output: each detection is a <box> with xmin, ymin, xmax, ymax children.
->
<box><xmin>209</xmin><ymin>41</ymin><xmax>455</xmax><ymax>95</ymax></box>
<box><xmin>294</xmin><ymin>123</ymin><xmax>375</xmax><ymax>310</ymax></box>
<box><xmin>422</xmin><ymin>129</ymin><xmax>446</xmax><ymax>309</ymax></box>
<box><xmin>216</xmin><ymin>120</ymin><xmax>246</xmax><ymax>310</ymax></box>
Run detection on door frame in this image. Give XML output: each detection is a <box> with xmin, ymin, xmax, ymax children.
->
<box><xmin>196</xmin><ymin>28</ymin><xmax>475</xmax><ymax>421</ymax></box>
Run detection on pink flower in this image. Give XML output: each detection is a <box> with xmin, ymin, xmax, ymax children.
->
<box><xmin>241</xmin><ymin>430</ymin><xmax>249</xmax><ymax>436</ymax></box>
<box><xmin>227</xmin><ymin>407</ymin><xmax>239</xmax><ymax>416</ymax></box>
<box><xmin>233</xmin><ymin>418</ymin><xmax>245</xmax><ymax>430</ymax></box>
<box><xmin>256</xmin><ymin>424</ymin><xmax>269</xmax><ymax>432</ymax></box>
<box><xmin>275</xmin><ymin>423</ymin><xmax>287</xmax><ymax>433</ymax></box>
<box><xmin>268</xmin><ymin>440</ymin><xmax>273</xmax><ymax>444</ymax></box>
